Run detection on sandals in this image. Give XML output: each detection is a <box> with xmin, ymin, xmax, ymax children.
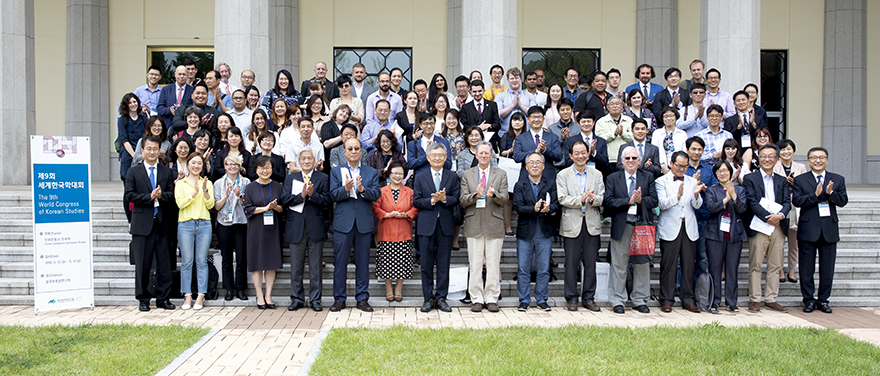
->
<box><xmin>386</xmin><ymin>293</ymin><xmax>395</xmax><ymax>302</ymax></box>
<box><xmin>709</xmin><ymin>304</ymin><xmax>720</xmax><ymax>314</ymax></box>
<box><xmin>394</xmin><ymin>294</ymin><xmax>403</xmax><ymax>302</ymax></box>
<box><xmin>728</xmin><ymin>305</ymin><xmax>741</xmax><ymax>313</ymax></box>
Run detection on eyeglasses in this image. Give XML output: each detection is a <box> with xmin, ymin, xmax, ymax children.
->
<box><xmin>225</xmin><ymin>163</ymin><xmax>239</xmax><ymax>167</ymax></box>
<box><xmin>345</xmin><ymin>147</ymin><xmax>361</xmax><ymax>151</ymax></box>
<box><xmin>623</xmin><ymin>156</ymin><xmax>639</xmax><ymax>161</ymax></box>
<box><xmin>673</xmin><ymin>163</ymin><xmax>688</xmax><ymax>169</ymax></box>
<box><xmin>707</xmin><ymin>114</ymin><xmax>723</xmax><ymax>119</ymax></box>
<box><xmin>759</xmin><ymin>155</ymin><xmax>777</xmax><ymax>160</ymax></box>
<box><xmin>526</xmin><ymin>160</ymin><xmax>544</xmax><ymax>166</ymax></box>
<box><xmin>256</xmin><ymin>166</ymin><xmax>272</xmax><ymax>172</ymax></box>
<box><xmin>241</xmin><ymin>75</ymin><xmax>255</xmax><ymax>79</ymax></box>
<box><xmin>808</xmin><ymin>155</ymin><xmax>828</xmax><ymax>161</ymax></box>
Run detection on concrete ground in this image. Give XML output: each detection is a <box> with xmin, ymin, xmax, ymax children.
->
<box><xmin>1</xmin><ymin>304</ymin><xmax>879</xmax><ymax>376</ymax></box>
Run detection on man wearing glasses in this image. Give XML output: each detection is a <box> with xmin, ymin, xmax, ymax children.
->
<box><xmin>513</xmin><ymin>106</ymin><xmax>563</xmax><ymax>185</ymax></box>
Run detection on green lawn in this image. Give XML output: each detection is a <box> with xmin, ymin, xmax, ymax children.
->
<box><xmin>310</xmin><ymin>324</ymin><xmax>880</xmax><ymax>375</ymax></box>
<box><xmin>0</xmin><ymin>323</ymin><xmax>208</xmax><ymax>376</ymax></box>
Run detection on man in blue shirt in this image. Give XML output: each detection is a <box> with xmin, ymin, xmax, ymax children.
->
<box><xmin>134</xmin><ymin>65</ymin><xmax>162</xmax><ymax>115</ymax></box>
<box><xmin>684</xmin><ymin>136</ymin><xmax>718</xmax><ymax>281</ymax></box>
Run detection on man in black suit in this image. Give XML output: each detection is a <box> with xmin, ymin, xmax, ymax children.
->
<box><xmin>123</xmin><ymin>136</ymin><xmax>176</xmax><ymax>312</ymax></box>
<box><xmin>742</xmin><ymin>144</ymin><xmax>791</xmax><ymax>313</ymax></box>
<box><xmin>156</xmin><ymin>65</ymin><xmax>193</xmax><ymax>129</ymax></box>
<box><xmin>281</xmin><ymin>148</ymin><xmax>330</xmax><ymax>312</ymax></box>
<box><xmin>413</xmin><ymin>142</ymin><xmax>460</xmax><ymax>313</ymax></box>
<box><xmin>300</xmin><ymin>61</ymin><xmax>339</xmax><ymax>100</ymax></box>
<box><xmin>170</xmin><ymin>82</ymin><xmax>221</xmax><ymax>136</ymax></box>
<box><xmin>615</xmin><ymin>118</ymin><xmax>663</xmax><ymax>179</ymax></box>
<box><xmin>459</xmin><ymin>80</ymin><xmax>502</xmax><ymax>136</ymax></box>
<box><xmin>723</xmin><ymin>90</ymin><xmax>767</xmax><ymax>150</ymax></box>
<box><xmin>651</xmin><ymin>67</ymin><xmax>691</xmax><ymax>121</ymax></box>
<box><xmin>792</xmin><ymin>147</ymin><xmax>848</xmax><ymax>313</ymax></box>
<box><xmin>561</xmin><ymin>111</ymin><xmax>611</xmax><ymax>176</ymax></box>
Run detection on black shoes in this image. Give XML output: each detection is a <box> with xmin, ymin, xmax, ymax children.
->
<box><xmin>612</xmin><ymin>305</ymin><xmax>625</xmax><ymax>314</ymax></box>
<box><xmin>803</xmin><ymin>301</ymin><xmax>816</xmax><ymax>313</ymax></box>
<box><xmin>311</xmin><ymin>301</ymin><xmax>323</xmax><ymax>312</ymax></box>
<box><xmin>421</xmin><ymin>299</ymin><xmax>434</xmax><ymax>312</ymax></box>
<box><xmin>138</xmin><ymin>301</ymin><xmax>150</xmax><ymax>312</ymax></box>
<box><xmin>330</xmin><ymin>301</ymin><xmax>345</xmax><ymax>312</ymax></box>
<box><xmin>818</xmin><ymin>302</ymin><xmax>833</xmax><ymax>314</ymax></box>
<box><xmin>156</xmin><ymin>300</ymin><xmax>175</xmax><ymax>310</ymax></box>
<box><xmin>538</xmin><ymin>303</ymin><xmax>551</xmax><ymax>312</ymax></box>
<box><xmin>356</xmin><ymin>300</ymin><xmax>373</xmax><ymax>312</ymax></box>
<box><xmin>518</xmin><ymin>303</ymin><xmax>529</xmax><ymax>311</ymax></box>
<box><xmin>225</xmin><ymin>290</ymin><xmax>235</xmax><ymax>301</ymax></box>
<box><xmin>288</xmin><ymin>301</ymin><xmax>304</xmax><ymax>311</ymax></box>
<box><xmin>237</xmin><ymin>290</ymin><xmax>248</xmax><ymax>300</ymax></box>
<box><xmin>634</xmin><ymin>305</ymin><xmax>650</xmax><ymax>314</ymax></box>
<box><xmin>435</xmin><ymin>299</ymin><xmax>452</xmax><ymax>312</ymax></box>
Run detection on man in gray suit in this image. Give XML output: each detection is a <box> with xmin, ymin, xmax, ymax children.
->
<box><xmin>460</xmin><ymin>141</ymin><xmax>509</xmax><ymax>313</ymax></box>
<box><xmin>557</xmin><ymin>140</ymin><xmax>605</xmax><ymax>311</ymax></box>
<box><xmin>351</xmin><ymin>63</ymin><xmax>376</xmax><ymax>102</ymax></box>
<box><xmin>616</xmin><ymin>118</ymin><xmax>663</xmax><ymax>179</ymax></box>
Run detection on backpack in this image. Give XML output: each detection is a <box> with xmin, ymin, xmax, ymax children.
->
<box><xmin>695</xmin><ymin>272</ymin><xmax>714</xmax><ymax>311</ymax></box>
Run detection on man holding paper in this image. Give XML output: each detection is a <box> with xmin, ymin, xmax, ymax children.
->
<box><xmin>281</xmin><ymin>148</ymin><xmax>330</xmax><ymax>312</ymax></box>
<box><xmin>742</xmin><ymin>143</ymin><xmax>791</xmax><ymax>313</ymax></box>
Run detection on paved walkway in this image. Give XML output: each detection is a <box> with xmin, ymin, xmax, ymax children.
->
<box><xmin>1</xmin><ymin>304</ymin><xmax>879</xmax><ymax>375</ymax></box>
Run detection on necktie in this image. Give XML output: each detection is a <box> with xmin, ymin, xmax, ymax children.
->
<box><xmin>481</xmin><ymin>171</ymin><xmax>487</xmax><ymax>191</ymax></box>
<box><xmin>673</xmin><ymin>176</ymin><xmax>684</xmax><ymax>181</ymax></box>
<box><xmin>177</xmin><ymin>87</ymin><xmax>183</xmax><ymax>105</ymax></box>
<box><xmin>628</xmin><ymin>176</ymin><xmax>636</xmax><ymax>196</ymax></box>
<box><xmin>535</xmin><ymin>134</ymin><xmax>541</xmax><ymax>147</ymax></box>
<box><xmin>817</xmin><ymin>175</ymin><xmax>823</xmax><ymax>185</ymax></box>
<box><xmin>304</xmin><ymin>174</ymin><xmax>310</xmax><ymax>186</ymax></box>
<box><xmin>638</xmin><ymin>143</ymin><xmax>643</xmax><ymax>158</ymax></box>
<box><xmin>743</xmin><ymin>115</ymin><xmax>749</xmax><ymax>132</ymax></box>
<box><xmin>149</xmin><ymin>167</ymin><xmax>157</xmax><ymax>216</ymax></box>
<box><xmin>643</xmin><ymin>84</ymin><xmax>649</xmax><ymax>98</ymax></box>
<box><xmin>434</xmin><ymin>171</ymin><xmax>441</xmax><ymax>192</ymax></box>
<box><xmin>477</xmin><ymin>102</ymin><xmax>482</xmax><ymax>114</ymax></box>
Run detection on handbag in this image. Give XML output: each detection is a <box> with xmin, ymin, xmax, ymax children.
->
<box><xmin>628</xmin><ymin>224</ymin><xmax>656</xmax><ymax>264</ymax></box>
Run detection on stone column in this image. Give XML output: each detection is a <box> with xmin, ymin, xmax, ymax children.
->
<box><xmin>215</xmin><ymin>0</ymin><xmax>271</xmax><ymax>90</ymax></box>
<box><xmin>821</xmin><ymin>0</ymin><xmax>867</xmax><ymax>183</ymax></box>
<box><xmin>446</xmin><ymin>0</ymin><xmax>462</xmax><ymax>80</ymax></box>
<box><xmin>0</xmin><ymin>0</ymin><xmax>36</xmax><ymax>185</ymax></box>
<box><xmin>636</xmin><ymin>0</ymin><xmax>678</xmax><ymax>84</ymax></box>
<box><xmin>66</xmin><ymin>0</ymin><xmax>110</xmax><ymax>181</ymax></box>
<box><xmin>269</xmin><ymin>0</ymin><xmax>298</xmax><ymax>82</ymax></box>
<box><xmin>700</xmin><ymin>0</ymin><xmax>760</xmax><ymax>93</ymax></box>
<box><xmin>460</xmin><ymin>0</ymin><xmax>517</xmax><ymax>81</ymax></box>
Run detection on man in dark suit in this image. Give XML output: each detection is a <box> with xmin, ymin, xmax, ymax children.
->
<box><xmin>624</xmin><ymin>64</ymin><xmax>665</xmax><ymax>105</ymax></box>
<box><xmin>459</xmin><ymin>80</ymin><xmax>502</xmax><ymax>135</ymax></box>
<box><xmin>157</xmin><ymin>65</ymin><xmax>193</xmax><ymax>128</ymax></box>
<box><xmin>651</xmin><ymin>67</ymin><xmax>691</xmax><ymax>121</ymax></box>
<box><xmin>723</xmin><ymin>90</ymin><xmax>768</xmax><ymax>150</ymax></box>
<box><xmin>615</xmin><ymin>118</ymin><xmax>663</xmax><ymax>179</ymax></box>
<box><xmin>300</xmin><ymin>61</ymin><xmax>339</xmax><ymax>100</ymax></box>
<box><xmin>413</xmin><ymin>142</ymin><xmax>460</xmax><ymax>313</ymax></box>
<box><xmin>406</xmin><ymin>113</ymin><xmax>452</xmax><ymax>177</ymax></box>
<box><xmin>742</xmin><ymin>143</ymin><xmax>791</xmax><ymax>313</ymax></box>
<box><xmin>281</xmin><ymin>148</ymin><xmax>330</xmax><ymax>312</ymax></box>
<box><xmin>561</xmin><ymin>111</ymin><xmax>611</xmax><ymax>176</ymax></box>
<box><xmin>350</xmin><ymin>63</ymin><xmax>376</xmax><ymax>102</ymax></box>
<box><xmin>170</xmin><ymin>82</ymin><xmax>221</xmax><ymax>136</ymax></box>
<box><xmin>328</xmin><ymin>138</ymin><xmax>381</xmax><ymax>312</ymax></box>
<box><xmin>513</xmin><ymin>106</ymin><xmax>563</xmax><ymax>185</ymax></box>
<box><xmin>513</xmin><ymin>152</ymin><xmax>560</xmax><ymax>312</ymax></box>
<box><xmin>123</xmin><ymin>136</ymin><xmax>176</xmax><ymax>312</ymax></box>
<box><xmin>792</xmin><ymin>147</ymin><xmax>848</xmax><ymax>313</ymax></box>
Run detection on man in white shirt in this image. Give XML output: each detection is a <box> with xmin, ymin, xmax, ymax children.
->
<box><xmin>496</xmin><ymin>67</ymin><xmax>536</xmax><ymax>139</ymax></box>
<box><xmin>703</xmin><ymin>68</ymin><xmax>735</xmax><ymax>119</ymax></box>
<box><xmin>606</xmin><ymin>68</ymin><xmax>623</xmax><ymax>99</ymax></box>
<box><xmin>676</xmin><ymin>83</ymin><xmax>709</xmax><ymax>137</ymax></box>
<box><xmin>216</xmin><ymin>63</ymin><xmax>238</xmax><ymax>96</ymax></box>
<box><xmin>350</xmin><ymin>63</ymin><xmax>376</xmax><ymax>102</ymax></box>
<box><xmin>524</xmin><ymin>71</ymin><xmax>548</xmax><ymax>107</ymax></box>
<box><xmin>226</xmin><ymin>89</ymin><xmax>253</xmax><ymax>136</ymax></box>
<box><xmin>286</xmin><ymin>118</ymin><xmax>325</xmax><ymax>173</ymax></box>
<box><xmin>695</xmin><ymin>104</ymin><xmax>733</xmax><ymax>165</ymax></box>
<box><xmin>450</xmin><ymin>75</ymin><xmax>473</xmax><ymax>111</ymax></box>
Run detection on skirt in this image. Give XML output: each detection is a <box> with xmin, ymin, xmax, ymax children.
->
<box><xmin>376</xmin><ymin>240</ymin><xmax>415</xmax><ymax>280</ymax></box>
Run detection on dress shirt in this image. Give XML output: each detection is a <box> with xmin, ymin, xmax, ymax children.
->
<box><xmin>227</xmin><ymin>108</ymin><xmax>254</xmax><ymax>136</ymax></box>
<box><xmin>353</xmin><ymin>82</ymin><xmax>367</xmax><ymax>99</ymax></box>
<box><xmin>666</xmin><ymin>87</ymin><xmax>685</xmax><ymax>110</ymax></box>
<box><xmin>632</xmin><ymin>141</ymin><xmax>648</xmax><ymax>159</ymax></box>
<box><xmin>695</xmin><ymin>127</ymin><xmax>733</xmax><ymax>163</ymax></box>
<box><xmin>703</xmin><ymin>90</ymin><xmax>735</xmax><ymax>119</ymax></box>
<box><xmin>421</xmin><ymin>134</ymin><xmax>440</xmax><ymax>153</ymax></box>
<box><xmin>676</xmin><ymin>105</ymin><xmax>709</xmax><ymax>137</ymax></box>
<box><xmin>530</xmin><ymin>129</ymin><xmax>545</xmax><ymax>150</ymax></box>
<box><xmin>762</xmin><ymin>170</ymin><xmax>776</xmax><ymax>204</ymax></box>
<box><xmin>564</xmin><ymin>87</ymin><xmax>580</xmax><ymax>102</ymax></box>
<box><xmin>134</xmin><ymin>85</ymin><xmax>161</xmax><ymax>113</ymax></box>
<box><xmin>285</xmin><ymin>137</ymin><xmax>325</xmax><ymax>167</ymax></box>
<box><xmin>529</xmin><ymin>90</ymin><xmax>548</xmax><ymax>107</ymax></box>
<box><xmin>812</xmin><ymin>170</ymin><xmax>826</xmax><ymax>185</ymax></box>
<box><xmin>361</xmin><ymin>119</ymin><xmax>399</xmax><ymax>152</ymax></box>
<box><xmin>364</xmin><ymin>90</ymin><xmax>403</xmax><ymax>124</ymax></box>
<box><xmin>497</xmin><ymin>89</ymin><xmax>536</xmax><ymax>137</ymax></box>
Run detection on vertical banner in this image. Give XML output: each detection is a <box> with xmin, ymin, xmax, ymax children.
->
<box><xmin>31</xmin><ymin>136</ymin><xmax>94</xmax><ymax>314</ymax></box>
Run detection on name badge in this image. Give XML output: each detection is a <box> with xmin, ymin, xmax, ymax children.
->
<box><xmin>720</xmin><ymin>216</ymin><xmax>731</xmax><ymax>233</ymax></box>
<box><xmin>263</xmin><ymin>211</ymin><xmax>274</xmax><ymax>226</ymax></box>
<box><xmin>818</xmin><ymin>202</ymin><xmax>831</xmax><ymax>217</ymax></box>
<box><xmin>741</xmin><ymin>134</ymin><xmax>751</xmax><ymax>149</ymax></box>
<box><xmin>153</xmin><ymin>199</ymin><xmax>159</xmax><ymax>208</ymax></box>
<box><xmin>628</xmin><ymin>204</ymin><xmax>638</xmax><ymax>216</ymax></box>
<box><xmin>476</xmin><ymin>196</ymin><xmax>486</xmax><ymax>208</ymax></box>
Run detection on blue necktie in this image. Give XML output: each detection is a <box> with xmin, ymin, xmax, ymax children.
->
<box><xmin>149</xmin><ymin>166</ymin><xmax>158</xmax><ymax>216</ymax></box>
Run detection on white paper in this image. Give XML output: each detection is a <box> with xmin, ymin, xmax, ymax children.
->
<box><xmin>448</xmin><ymin>266</ymin><xmax>469</xmax><ymax>293</ymax></box>
<box><xmin>628</xmin><ymin>204</ymin><xmax>638</xmax><ymax>216</ymax></box>
<box><xmin>741</xmin><ymin>134</ymin><xmax>751</xmax><ymax>149</ymax></box>
<box><xmin>749</xmin><ymin>197</ymin><xmax>783</xmax><ymax>236</ymax></box>
<box><xmin>546</xmin><ymin>192</ymin><xmax>551</xmax><ymax>204</ymax></box>
<box><xmin>483</xmin><ymin>131</ymin><xmax>495</xmax><ymax>141</ymax></box>
<box><xmin>593</xmin><ymin>262</ymin><xmax>610</xmax><ymax>301</ymax></box>
<box><xmin>644</xmin><ymin>117</ymin><xmax>653</xmax><ymax>131</ymax></box>
<box><xmin>818</xmin><ymin>202</ymin><xmax>831</xmax><ymax>217</ymax></box>
<box><xmin>760</xmin><ymin>197</ymin><xmax>783</xmax><ymax>214</ymax></box>
<box><xmin>341</xmin><ymin>167</ymin><xmax>357</xmax><ymax>198</ymax></box>
<box><xmin>290</xmin><ymin>180</ymin><xmax>305</xmax><ymax>213</ymax></box>
<box><xmin>497</xmin><ymin>156</ymin><xmax>521</xmax><ymax>193</ymax></box>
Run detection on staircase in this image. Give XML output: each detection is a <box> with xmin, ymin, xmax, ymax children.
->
<box><xmin>1</xmin><ymin>183</ymin><xmax>878</xmax><ymax>308</ymax></box>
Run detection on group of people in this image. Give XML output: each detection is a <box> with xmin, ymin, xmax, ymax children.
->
<box><xmin>122</xmin><ymin>59</ymin><xmax>847</xmax><ymax>316</ymax></box>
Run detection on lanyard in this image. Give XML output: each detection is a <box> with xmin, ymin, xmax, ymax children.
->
<box><xmin>260</xmin><ymin>183</ymin><xmax>272</xmax><ymax>206</ymax></box>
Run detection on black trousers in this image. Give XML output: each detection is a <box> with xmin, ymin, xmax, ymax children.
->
<box><xmin>799</xmin><ymin>235</ymin><xmax>837</xmax><ymax>304</ymax></box>
<box><xmin>659</xmin><ymin>222</ymin><xmax>695</xmax><ymax>306</ymax></box>
<box><xmin>563</xmin><ymin>222</ymin><xmax>600</xmax><ymax>303</ymax></box>
<box><xmin>132</xmin><ymin>218</ymin><xmax>172</xmax><ymax>303</ymax></box>
<box><xmin>706</xmin><ymin>238</ymin><xmax>742</xmax><ymax>308</ymax></box>
<box><xmin>216</xmin><ymin>223</ymin><xmax>248</xmax><ymax>291</ymax></box>
<box><xmin>418</xmin><ymin>228</ymin><xmax>453</xmax><ymax>302</ymax></box>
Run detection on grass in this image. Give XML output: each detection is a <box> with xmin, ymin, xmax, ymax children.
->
<box><xmin>310</xmin><ymin>324</ymin><xmax>880</xmax><ymax>375</ymax></box>
<box><xmin>0</xmin><ymin>323</ymin><xmax>208</xmax><ymax>376</ymax></box>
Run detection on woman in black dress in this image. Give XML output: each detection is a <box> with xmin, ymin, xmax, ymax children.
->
<box><xmin>242</xmin><ymin>155</ymin><xmax>284</xmax><ymax>309</ymax></box>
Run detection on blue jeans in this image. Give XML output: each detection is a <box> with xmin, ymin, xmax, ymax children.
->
<box><xmin>178</xmin><ymin>219</ymin><xmax>211</xmax><ymax>294</ymax></box>
<box><xmin>516</xmin><ymin>235</ymin><xmax>552</xmax><ymax>304</ymax></box>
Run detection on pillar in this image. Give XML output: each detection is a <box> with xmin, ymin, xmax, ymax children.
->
<box><xmin>460</xmin><ymin>0</ymin><xmax>518</xmax><ymax>81</ymax></box>
<box><xmin>636</xmin><ymin>0</ymin><xmax>678</xmax><ymax>84</ymax></box>
<box><xmin>446</xmin><ymin>0</ymin><xmax>462</xmax><ymax>80</ymax></box>
<box><xmin>269</xmin><ymin>0</ymin><xmax>298</xmax><ymax>83</ymax></box>
<box><xmin>215</xmin><ymin>0</ymin><xmax>271</xmax><ymax>90</ymax></box>
<box><xmin>0</xmin><ymin>0</ymin><xmax>36</xmax><ymax>185</ymax></box>
<box><xmin>700</xmin><ymin>0</ymin><xmax>760</xmax><ymax>94</ymax></box>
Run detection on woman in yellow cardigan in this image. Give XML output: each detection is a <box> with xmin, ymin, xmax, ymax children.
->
<box><xmin>174</xmin><ymin>153</ymin><xmax>215</xmax><ymax>310</ymax></box>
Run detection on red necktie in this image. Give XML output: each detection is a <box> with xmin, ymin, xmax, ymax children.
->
<box><xmin>177</xmin><ymin>87</ymin><xmax>183</xmax><ymax>105</ymax></box>
<box><xmin>481</xmin><ymin>171</ymin><xmax>487</xmax><ymax>191</ymax></box>
<box><xmin>477</xmin><ymin>102</ymin><xmax>482</xmax><ymax>114</ymax></box>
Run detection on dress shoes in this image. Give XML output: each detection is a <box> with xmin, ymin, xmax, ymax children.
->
<box><xmin>225</xmin><ymin>290</ymin><xmax>235</xmax><ymax>301</ymax></box>
<box><xmin>138</xmin><ymin>301</ymin><xmax>150</xmax><ymax>312</ymax></box>
<box><xmin>421</xmin><ymin>299</ymin><xmax>434</xmax><ymax>313</ymax></box>
<box><xmin>288</xmin><ymin>301</ymin><xmax>304</xmax><ymax>311</ymax></box>
<box><xmin>612</xmin><ymin>305</ymin><xmax>625</xmax><ymax>314</ymax></box>
<box><xmin>684</xmin><ymin>304</ymin><xmax>700</xmax><ymax>313</ymax></box>
<box><xmin>356</xmin><ymin>300</ymin><xmax>373</xmax><ymax>312</ymax></box>
<box><xmin>237</xmin><ymin>290</ymin><xmax>248</xmax><ymax>300</ymax></box>
<box><xmin>518</xmin><ymin>303</ymin><xmax>529</xmax><ymax>311</ymax></box>
<box><xmin>156</xmin><ymin>300</ymin><xmax>176</xmax><ymax>310</ymax></box>
<box><xmin>471</xmin><ymin>303</ymin><xmax>483</xmax><ymax>312</ymax></box>
<box><xmin>329</xmin><ymin>301</ymin><xmax>346</xmax><ymax>312</ymax></box>
<box><xmin>660</xmin><ymin>304</ymin><xmax>672</xmax><ymax>313</ymax></box>
<box><xmin>747</xmin><ymin>302</ymin><xmax>761</xmax><ymax>312</ymax></box>
<box><xmin>435</xmin><ymin>298</ymin><xmax>452</xmax><ymax>312</ymax></box>
<box><xmin>310</xmin><ymin>301</ymin><xmax>322</xmax><ymax>312</ymax></box>
<box><xmin>538</xmin><ymin>302</ymin><xmax>551</xmax><ymax>312</ymax></box>
<box><xmin>567</xmin><ymin>301</ymin><xmax>578</xmax><ymax>311</ymax></box>
<box><xmin>803</xmin><ymin>301</ymin><xmax>816</xmax><ymax>313</ymax></box>
<box><xmin>634</xmin><ymin>305</ymin><xmax>650</xmax><ymax>314</ymax></box>
<box><xmin>486</xmin><ymin>303</ymin><xmax>500</xmax><ymax>312</ymax></box>
<box><xmin>764</xmin><ymin>302</ymin><xmax>788</xmax><ymax>313</ymax></box>
<box><xmin>583</xmin><ymin>300</ymin><xmax>600</xmax><ymax>312</ymax></box>
<box><xmin>817</xmin><ymin>302</ymin><xmax>833</xmax><ymax>314</ymax></box>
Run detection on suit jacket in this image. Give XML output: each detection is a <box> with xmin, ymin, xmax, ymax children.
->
<box><xmin>459</xmin><ymin>166</ymin><xmax>508</xmax><ymax>239</ymax></box>
<box><xmin>742</xmin><ymin>169</ymin><xmax>792</xmax><ymax>237</ymax></box>
<box><xmin>329</xmin><ymin>164</ymin><xmax>381</xmax><ymax>234</ymax></box>
<box><xmin>650</xmin><ymin>87</ymin><xmax>691</xmax><ymax>120</ymax></box>
<box><xmin>459</xmin><ymin>99</ymin><xmax>502</xmax><ymax>133</ymax></box>
<box><xmin>170</xmin><ymin>104</ymin><xmax>221</xmax><ymax>135</ymax></box>
<box><xmin>372</xmin><ymin>185</ymin><xmax>419</xmax><ymax>242</ymax></box>
<box><xmin>792</xmin><ymin>171</ymin><xmax>848</xmax><ymax>243</ymax></box>
<box><xmin>280</xmin><ymin>171</ymin><xmax>330</xmax><ymax>244</ymax></box>
<box><xmin>656</xmin><ymin>173</ymin><xmax>704</xmax><ymax>241</ymax></box>
<box><xmin>124</xmin><ymin>162</ymin><xmax>175</xmax><ymax>236</ymax></box>
<box><xmin>300</xmin><ymin>79</ymin><xmax>339</xmax><ymax>100</ymax></box>
<box><xmin>573</xmin><ymin>90</ymin><xmax>611</xmax><ymax>118</ymax></box>
<box><xmin>624</xmin><ymin>82</ymin><xmax>665</xmax><ymax>102</ymax></box>
<box><xmin>412</xmin><ymin>168</ymin><xmax>460</xmax><ymax>237</ymax></box>
<box><xmin>703</xmin><ymin>184</ymin><xmax>748</xmax><ymax>242</ymax></box>
<box><xmin>513</xmin><ymin>175</ymin><xmax>560</xmax><ymax>239</ymax></box>
<box><xmin>773</xmin><ymin>160</ymin><xmax>808</xmax><ymax>223</ymax></box>
<box><xmin>556</xmin><ymin>165</ymin><xmax>605</xmax><ymax>238</ymax></box>
<box><xmin>512</xmin><ymin>130</ymin><xmax>563</xmax><ymax>185</ymax></box>
<box><xmin>603</xmin><ymin>169</ymin><xmax>658</xmax><ymax>241</ymax></box>
<box><xmin>406</xmin><ymin>137</ymin><xmax>452</xmax><ymax>177</ymax></box>
<box><xmin>352</xmin><ymin>82</ymin><xmax>376</xmax><ymax>103</ymax></box>
<box><xmin>723</xmin><ymin>112</ymin><xmax>768</xmax><ymax>149</ymax></box>
<box><xmin>561</xmin><ymin>134</ymin><xmax>611</xmax><ymax>176</ymax></box>
<box><xmin>615</xmin><ymin>141</ymin><xmax>663</xmax><ymax>179</ymax></box>
<box><xmin>157</xmin><ymin>83</ymin><xmax>193</xmax><ymax>127</ymax></box>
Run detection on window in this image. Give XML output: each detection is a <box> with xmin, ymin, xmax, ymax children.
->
<box><xmin>148</xmin><ymin>47</ymin><xmax>214</xmax><ymax>85</ymax></box>
<box><xmin>761</xmin><ymin>50</ymin><xmax>787</xmax><ymax>141</ymax></box>
<box><xmin>522</xmin><ymin>49</ymin><xmax>601</xmax><ymax>87</ymax></box>
<box><xmin>333</xmin><ymin>48</ymin><xmax>413</xmax><ymax>90</ymax></box>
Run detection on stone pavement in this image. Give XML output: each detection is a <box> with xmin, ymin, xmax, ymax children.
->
<box><xmin>1</xmin><ymin>304</ymin><xmax>879</xmax><ymax>375</ymax></box>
